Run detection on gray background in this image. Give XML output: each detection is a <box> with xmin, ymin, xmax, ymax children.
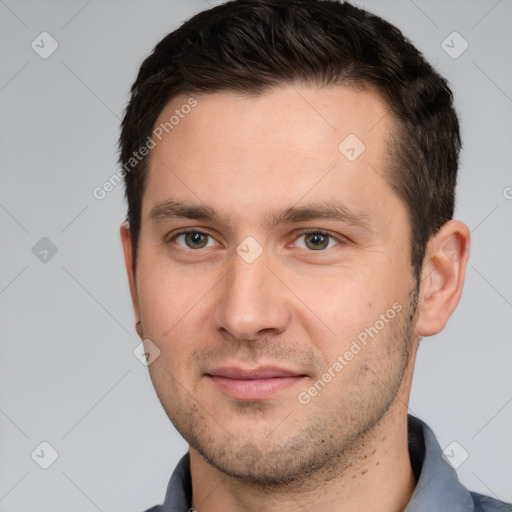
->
<box><xmin>1</xmin><ymin>0</ymin><xmax>511</xmax><ymax>510</ymax></box>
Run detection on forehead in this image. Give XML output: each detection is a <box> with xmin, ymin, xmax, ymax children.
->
<box><xmin>143</xmin><ymin>84</ymin><xmax>401</xmax><ymax>229</ymax></box>
<box><xmin>154</xmin><ymin>84</ymin><xmax>392</xmax><ymax>155</ymax></box>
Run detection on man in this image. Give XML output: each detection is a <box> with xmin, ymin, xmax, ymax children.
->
<box><xmin>118</xmin><ymin>1</ymin><xmax>511</xmax><ymax>511</ymax></box>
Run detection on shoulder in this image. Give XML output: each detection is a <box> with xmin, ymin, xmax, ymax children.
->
<box><xmin>472</xmin><ymin>492</ymin><xmax>512</xmax><ymax>511</ymax></box>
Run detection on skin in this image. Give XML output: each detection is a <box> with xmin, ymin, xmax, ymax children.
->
<box><xmin>120</xmin><ymin>84</ymin><xmax>470</xmax><ymax>512</ymax></box>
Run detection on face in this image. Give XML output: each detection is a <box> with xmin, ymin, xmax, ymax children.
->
<box><xmin>124</xmin><ymin>85</ymin><xmax>421</xmax><ymax>485</ymax></box>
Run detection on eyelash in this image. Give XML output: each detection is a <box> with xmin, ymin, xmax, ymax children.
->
<box><xmin>167</xmin><ymin>229</ymin><xmax>342</xmax><ymax>251</ymax></box>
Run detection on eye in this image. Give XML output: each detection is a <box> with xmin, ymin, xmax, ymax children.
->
<box><xmin>171</xmin><ymin>230</ymin><xmax>217</xmax><ymax>250</ymax></box>
<box><xmin>294</xmin><ymin>231</ymin><xmax>340</xmax><ymax>251</ymax></box>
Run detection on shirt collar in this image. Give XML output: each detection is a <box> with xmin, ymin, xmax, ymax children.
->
<box><xmin>405</xmin><ymin>415</ymin><xmax>475</xmax><ymax>511</ymax></box>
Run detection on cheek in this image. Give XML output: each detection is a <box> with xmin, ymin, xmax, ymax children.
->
<box><xmin>296</xmin><ymin>265</ymin><xmax>406</xmax><ymax>360</ymax></box>
<box><xmin>135</xmin><ymin>284</ymin><xmax>196</xmax><ymax>392</ymax></box>
<box><xmin>289</xmin><ymin>267</ymin><xmax>377</xmax><ymax>328</ymax></box>
<box><xmin>136</xmin><ymin>258</ymin><xmax>215</xmax><ymax>338</ymax></box>
<box><xmin>139</xmin><ymin>271</ymin><xmax>200</xmax><ymax>394</ymax></box>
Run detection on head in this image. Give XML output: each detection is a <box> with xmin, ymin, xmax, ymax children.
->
<box><xmin>119</xmin><ymin>0</ymin><xmax>469</xmax><ymax>488</ymax></box>
<box><xmin>120</xmin><ymin>0</ymin><xmax>461</xmax><ymax>284</ymax></box>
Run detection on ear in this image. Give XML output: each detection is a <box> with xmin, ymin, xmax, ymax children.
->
<box><xmin>415</xmin><ymin>220</ymin><xmax>470</xmax><ymax>337</ymax></box>
<box><xmin>120</xmin><ymin>222</ymin><xmax>141</xmax><ymax>324</ymax></box>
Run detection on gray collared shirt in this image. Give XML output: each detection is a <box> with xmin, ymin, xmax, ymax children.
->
<box><xmin>144</xmin><ymin>415</ymin><xmax>511</xmax><ymax>511</ymax></box>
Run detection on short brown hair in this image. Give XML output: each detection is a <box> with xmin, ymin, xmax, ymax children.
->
<box><xmin>119</xmin><ymin>0</ymin><xmax>461</xmax><ymax>282</ymax></box>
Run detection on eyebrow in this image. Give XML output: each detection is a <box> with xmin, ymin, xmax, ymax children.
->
<box><xmin>149</xmin><ymin>200</ymin><xmax>219</xmax><ymax>223</ymax></box>
<box><xmin>148</xmin><ymin>199</ymin><xmax>373</xmax><ymax>230</ymax></box>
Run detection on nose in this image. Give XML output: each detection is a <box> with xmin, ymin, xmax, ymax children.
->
<box><xmin>211</xmin><ymin>248</ymin><xmax>291</xmax><ymax>341</ymax></box>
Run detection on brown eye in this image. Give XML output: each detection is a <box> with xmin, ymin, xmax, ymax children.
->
<box><xmin>174</xmin><ymin>231</ymin><xmax>213</xmax><ymax>249</ymax></box>
<box><xmin>305</xmin><ymin>233</ymin><xmax>329</xmax><ymax>250</ymax></box>
<box><xmin>295</xmin><ymin>232</ymin><xmax>338</xmax><ymax>251</ymax></box>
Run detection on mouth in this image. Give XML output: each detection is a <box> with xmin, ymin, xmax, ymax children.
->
<box><xmin>205</xmin><ymin>366</ymin><xmax>307</xmax><ymax>400</ymax></box>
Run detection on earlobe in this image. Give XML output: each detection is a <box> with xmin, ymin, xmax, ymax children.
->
<box><xmin>120</xmin><ymin>222</ymin><xmax>141</xmax><ymax>324</ymax></box>
<box><xmin>415</xmin><ymin>220</ymin><xmax>470</xmax><ymax>337</ymax></box>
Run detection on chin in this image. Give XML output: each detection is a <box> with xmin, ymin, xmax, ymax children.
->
<box><xmin>190</xmin><ymin>429</ymin><xmax>342</xmax><ymax>490</ymax></box>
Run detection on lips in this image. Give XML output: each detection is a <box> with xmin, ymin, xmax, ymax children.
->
<box><xmin>206</xmin><ymin>366</ymin><xmax>306</xmax><ymax>400</ymax></box>
<box><xmin>208</xmin><ymin>366</ymin><xmax>302</xmax><ymax>379</ymax></box>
